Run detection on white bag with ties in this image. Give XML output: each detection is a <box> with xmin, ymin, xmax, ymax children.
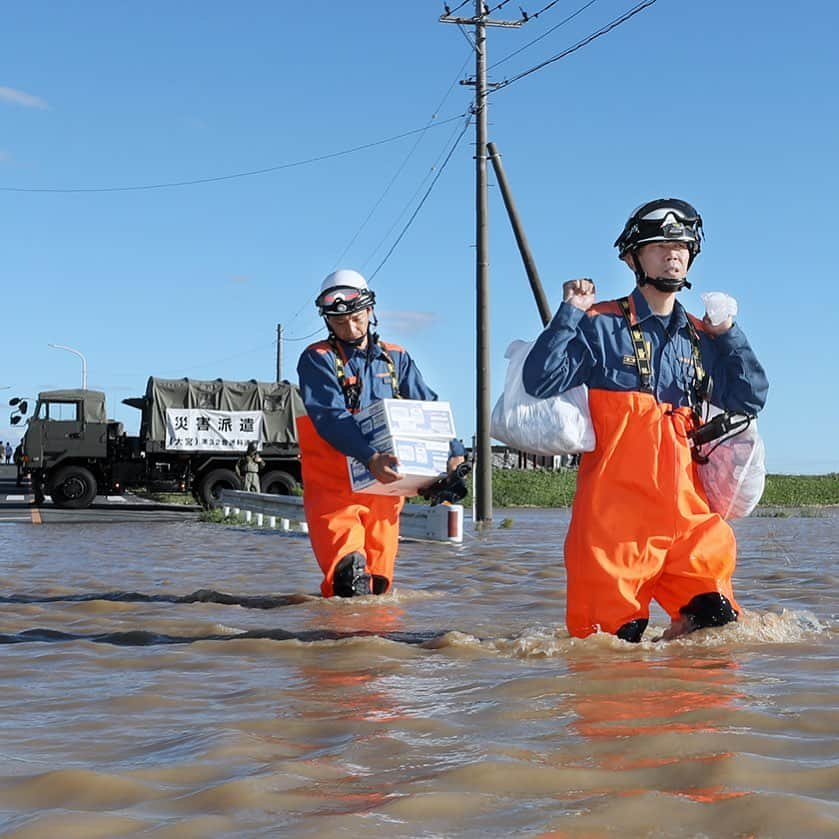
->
<box><xmin>490</xmin><ymin>339</ymin><xmax>596</xmax><ymax>456</ymax></box>
<box><xmin>695</xmin><ymin>407</ymin><xmax>766</xmax><ymax>520</ymax></box>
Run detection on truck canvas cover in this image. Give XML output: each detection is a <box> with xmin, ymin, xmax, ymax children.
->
<box><xmin>38</xmin><ymin>390</ymin><xmax>107</xmax><ymax>423</ymax></box>
<box><xmin>131</xmin><ymin>378</ymin><xmax>304</xmax><ymax>452</ymax></box>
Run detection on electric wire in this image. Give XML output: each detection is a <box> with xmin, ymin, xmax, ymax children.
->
<box><xmin>523</xmin><ymin>0</ymin><xmax>564</xmax><ymax>20</ymax></box>
<box><xmin>361</xmin><ymin>113</ymin><xmax>472</xmax><ymax>276</ymax></box>
<box><xmin>361</xmin><ymin>103</ymin><xmax>473</xmax><ymax>267</ymax></box>
<box><xmin>368</xmin><ymin>113</ymin><xmax>473</xmax><ymax>282</ymax></box>
<box><xmin>282</xmin><ymin>112</ymin><xmax>473</xmax><ymax>346</ymax></box>
<box><xmin>0</xmin><ymin>115</ymin><xmax>468</xmax><ymax>194</ymax></box>
<box><xmin>488</xmin><ymin>0</ymin><xmax>601</xmax><ymax>70</ymax></box>
<box><xmin>485</xmin><ymin>0</ymin><xmax>515</xmax><ymax>13</ymax></box>
<box><xmin>283</xmin><ymin>53</ymin><xmax>476</xmax><ymax>340</ymax></box>
<box><xmin>442</xmin><ymin>0</ymin><xmax>473</xmax><ymax>16</ymax></box>
<box><xmin>331</xmin><ymin>50</ymin><xmax>473</xmax><ymax>270</ymax></box>
<box><xmin>490</xmin><ymin>0</ymin><xmax>658</xmax><ymax>91</ymax></box>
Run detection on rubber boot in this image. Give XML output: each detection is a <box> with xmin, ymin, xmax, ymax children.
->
<box><xmin>333</xmin><ymin>552</ymin><xmax>371</xmax><ymax>598</ymax></box>
<box><xmin>679</xmin><ymin>592</ymin><xmax>738</xmax><ymax>632</ymax></box>
<box><xmin>616</xmin><ymin>618</ymin><xmax>648</xmax><ymax>643</ymax></box>
<box><xmin>371</xmin><ymin>575</ymin><xmax>390</xmax><ymax>595</ymax></box>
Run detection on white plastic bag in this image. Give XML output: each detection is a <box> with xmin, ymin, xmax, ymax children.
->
<box><xmin>696</xmin><ymin>407</ymin><xmax>766</xmax><ymax>519</ymax></box>
<box><xmin>490</xmin><ymin>339</ymin><xmax>596</xmax><ymax>456</ymax></box>
<box><xmin>701</xmin><ymin>291</ymin><xmax>738</xmax><ymax>326</ymax></box>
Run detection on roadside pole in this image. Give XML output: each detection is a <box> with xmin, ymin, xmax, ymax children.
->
<box><xmin>487</xmin><ymin>142</ymin><xmax>553</xmax><ymax>328</ymax></box>
<box><xmin>439</xmin><ymin>3</ymin><xmax>521</xmax><ymax>526</ymax></box>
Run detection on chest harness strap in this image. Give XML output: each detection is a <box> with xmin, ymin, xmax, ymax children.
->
<box><xmin>330</xmin><ymin>337</ymin><xmax>400</xmax><ymax>413</ymax></box>
<box><xmin>618</xmin><ymin>297</ymin><xmax>710</xmax><ymax>407</ymax></box>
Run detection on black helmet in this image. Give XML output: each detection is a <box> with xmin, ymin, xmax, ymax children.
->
<box><xmin>614</xmin><ymin>198</ymin><xmax>703</xmax><ymax>260</ymax></box>
<box><xmin>315</xmin><ymin>269</ymin><xmax>376</xmax><ymax>317</ymax></box>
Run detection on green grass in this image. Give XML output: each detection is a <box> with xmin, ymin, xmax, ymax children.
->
<box><xmin>417</xmin><ymin>469</ymin><xmax>839</xmax><ymax>509</ymax></box>
<box><xmin>130</xmin><ymin>488</ymin><xmax>198</xmax><ymax>506</ymax></box>
<box><xmin>760</xmin><ymin>473</ymin><xmax>839</xmax><ymax>506</ymax></box>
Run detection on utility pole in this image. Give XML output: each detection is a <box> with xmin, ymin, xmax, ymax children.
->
<box><xmin>487</xmin><ymin>142</ymin><xmax>553</xmax><ymax>327</ymax></box>
<box><xmin>440</xmin><ymin>3</ymin><xmax>521</xmax><ymax>525</ymax></box>
<box><xmin>276</xmin><ymin>324</ymin><xmax>283</xmax><ymax>382</ymax></box>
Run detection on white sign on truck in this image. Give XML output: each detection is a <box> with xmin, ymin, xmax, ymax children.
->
<box><xmin>165</xmin><ymin>409</ymin><xmax>263</xmax><ymax>451</ymax></box>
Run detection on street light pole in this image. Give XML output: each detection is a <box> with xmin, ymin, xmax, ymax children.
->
<box><xmin>48</xmin><ymin>344</ymin><xmax>88</xmax><ymax>390</ymax></box>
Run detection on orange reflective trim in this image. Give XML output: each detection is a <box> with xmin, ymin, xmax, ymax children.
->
<box><xmin>564</xmin><ymin>389</ymin><xmax>739</xmax><ymax>637</ymax></box>
<box><xmin>587</xmin><ymin>299</ymin><xmax>622</xmax><ymax>318</ymax></box>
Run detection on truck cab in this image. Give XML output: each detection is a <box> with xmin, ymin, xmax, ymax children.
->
<box><xmin>22</xmin><ymin>389</ymin><xmax>121</xmax><ymax>507</ymax></box>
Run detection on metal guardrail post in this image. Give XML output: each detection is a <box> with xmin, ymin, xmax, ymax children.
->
<box><xmin>219</xmin><ymin>490</ymin><xmax>463</xmax><ymax>543</ymax></box>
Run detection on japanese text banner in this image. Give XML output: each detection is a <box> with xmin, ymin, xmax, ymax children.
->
<box><xmin>165</xmin><ymin>409</ymin><xmax>263</xmax><ymax>451</ymax></box>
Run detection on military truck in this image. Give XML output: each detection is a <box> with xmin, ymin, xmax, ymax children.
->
<box><xmin>14</xmin><ymin>377</ymin><xmax>304</xmax><ymax>509</ymax></box>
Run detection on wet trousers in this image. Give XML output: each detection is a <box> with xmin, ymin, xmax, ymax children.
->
<box><xmin>565</xmin><ymin>390</ymin><xmax>739</xmax><ymax>638</ymax></box>
<box><xmin>296</xmin><ymin>415</ymin><xmax>403</xmax><ymax>597</ymax></box>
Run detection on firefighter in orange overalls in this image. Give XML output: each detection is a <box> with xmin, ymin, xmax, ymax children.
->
<box><xmin>523</xmin><ymin>199</ymin><xmax>769</xmax><ymax>642</ymax></box>
<box><xmin>296</xmin><ymin>270</ymin><xmax>465</xmax><ymax>598</ymax></box>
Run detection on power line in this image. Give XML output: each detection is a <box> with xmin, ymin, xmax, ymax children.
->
<box><xmin>443</xmin><ymin>0</ymin><xmax>474</xmax><ymax>16</ymax></box>
<box><xmin>361</xmin><ymin>111</ymin><xmax>473</xmax><ymax>273</ymax></box>
<box><xmin>331</xmin><ymin>50</ymin><xmax>474</xmax><ymax>270</ymax></box>
<box><xmin>488</xmin><ymin>0</ymin><xmax>601</xmax><ymax>70</ymax></box>
<box><xmin>284</xmin><ymin>52</ymin><xmax>477</xmax><ymax>336</ymax></box>
<box><xmin>0</xmin><ymin>114</ymin><xmax>468</xmax><ymax>194</ymax></box>
<box><xmin>490</xmin><ymin>0</ymin><xmax>658</xmax><ymax>92</ymax></box>
<box><xmin>369</xmin><ymin>113</ymin><xmax>473</xmax><ymax>282</ymax></box>
<box><xmin>522</xmin><ymin>0</ymin><xmax>564</xmax><ymax>20</ymax></box>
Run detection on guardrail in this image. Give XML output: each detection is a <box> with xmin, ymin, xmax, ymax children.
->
<box><xmin>219</xmin><ymin>490</ymin><xmax>463</xmax><ymax>543</ymax></box>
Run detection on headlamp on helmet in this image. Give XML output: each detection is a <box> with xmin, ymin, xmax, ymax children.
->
<box><xmin>614</xmin><ymin>198</ymin><xmax>704</xmax><ymax>260</ymax></box>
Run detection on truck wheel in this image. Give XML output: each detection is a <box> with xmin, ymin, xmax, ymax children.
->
<box><xmin>51</xmin><ymin>466</ymin><xmax>98</xmax><ymax>509</ymax></box>
<box><xmin>261</xmin><ymin>470</ymin><xmax>299</xmax><ymax>496</ymax></box>
<box><xmin>199</xmin><ymin>468</ymin><xmax>241</xmax><ymax>508</ymax></box>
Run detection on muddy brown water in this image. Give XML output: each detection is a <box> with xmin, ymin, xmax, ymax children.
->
<box><xmin>0</xmin><ymin>508</ymin><xmax>837</xmax><ymax>838</ymax></box>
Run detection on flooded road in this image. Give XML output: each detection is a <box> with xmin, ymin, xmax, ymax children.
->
<box><xmin>1</xmin><ymin>507</ymin><xmax>837</xmax><ymax>838</ymax></box>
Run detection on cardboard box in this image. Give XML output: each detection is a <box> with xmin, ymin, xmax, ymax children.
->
<box><xmin>348</xmin><ymin>434</ymin><xmax>452</xmax><ymax>496</ymax></box>
<box><xmin>355</xmin><ymin>399</ymin><xmax>456</xmax><ymax>441</ymax></box>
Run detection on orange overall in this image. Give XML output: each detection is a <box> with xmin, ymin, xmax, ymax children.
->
<box><xmin>564</xmin><ymin>388</ymin><xmax>739</xmax><ymax>638</ymax></box>
<box><xmin>296</xmin><ymin>414</ymin><xmax>403</xmax><ymax>598</ymax></box>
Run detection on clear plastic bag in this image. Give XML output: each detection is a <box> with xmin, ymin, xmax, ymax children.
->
<box><xmin>696</xmin><ymin>407</ymin><xmax>766</xmax><ymax>519</ymax></box>
<box><xmin>701</xmin><ymin>291</ymin><xmax>738</xmax><ymax>326</ymax></box>
<box><xmin>490</xmin><ymin>339</ymin><xmax>596</xmax><ymax>456</ymax></box>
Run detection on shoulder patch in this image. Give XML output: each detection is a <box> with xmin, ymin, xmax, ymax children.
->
<box><xmin>379</xmin><ymin>340</ymin><xmax>405</xmax><ymax>353</ymax></box>
<box><xmin>687</xmin><ymin>312</ymin><xmax>708</xmax><ymax>333</ymax></box>
<box><xmin>587</xmin><ymin>300</ymin><xmax>622</xmax><ymax>318</ymax></box>
<box><xmin>308</xmin><ymin>340</ymin><xmax>333</xmax><ymax>355</ymax></box>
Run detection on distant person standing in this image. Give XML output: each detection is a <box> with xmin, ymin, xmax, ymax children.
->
<box><xmin>236</xmin><ymin>442</ymin><xmax>263</xmax><ymax>492</ymax></box>
<box><xmin>3</xmin><ymin>442</ymin><xmax>11</xmax><ymax>464</ymax></box>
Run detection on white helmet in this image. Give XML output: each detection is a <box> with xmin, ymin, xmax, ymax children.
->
<box><xmin>315</xmin><ymin>269</ymin><xmax>376</xmax><ymax>317</ymax></box>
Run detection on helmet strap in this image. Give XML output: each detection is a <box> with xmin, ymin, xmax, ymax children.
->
<box><xmin>323</xmin><ymin>317</ymin><xmax>369</xmax><ymax>348</ymax></box>
<box><xmin>630</xmin><ymin>252</ymin><xmax>692</xmax><ymax>292</ymax></box>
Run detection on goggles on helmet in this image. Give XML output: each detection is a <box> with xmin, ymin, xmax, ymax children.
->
<box><xmin>316</xmin><ymin>285</ymin><xmax>376</xmax><ymax>317</ymax></box>
<box><xmin>614</xmin><ymin>199</ymin><xmax>703</xmax><ymax>258</ymax></box>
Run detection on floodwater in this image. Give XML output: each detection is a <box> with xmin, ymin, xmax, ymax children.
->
<box><xmin>0</xmin><ymin>507</ymin><xmax>837</xmax><ymax>838</ymax></box>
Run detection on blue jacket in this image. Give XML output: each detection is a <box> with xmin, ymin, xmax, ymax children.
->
<box><xmin>522</xmin><ymin>287</ymin><xmax>768</xmax><ymax>414</ymax></box>
<box><xmin>298</xmin><ymin>335</ymin><xmax>464</xmax><ymax>465</ymax></box>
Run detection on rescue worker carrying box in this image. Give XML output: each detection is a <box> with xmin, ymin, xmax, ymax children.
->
<box><xmin>296</xmin><ymin>269</ymin><xmax>465</xmax><ymax>599</ymax></box>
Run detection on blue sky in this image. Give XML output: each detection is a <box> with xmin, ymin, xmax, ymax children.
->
<box><xmin>2</xmin><ymin>1</ymin><xmax>837</xmax><ymax>474</ymax></box>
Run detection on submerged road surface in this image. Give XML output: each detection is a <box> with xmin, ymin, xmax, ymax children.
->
<box><xmin>0</xmin><ymin>464</ymin><xmax>200</xmax><ymax>525</ymax></box>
